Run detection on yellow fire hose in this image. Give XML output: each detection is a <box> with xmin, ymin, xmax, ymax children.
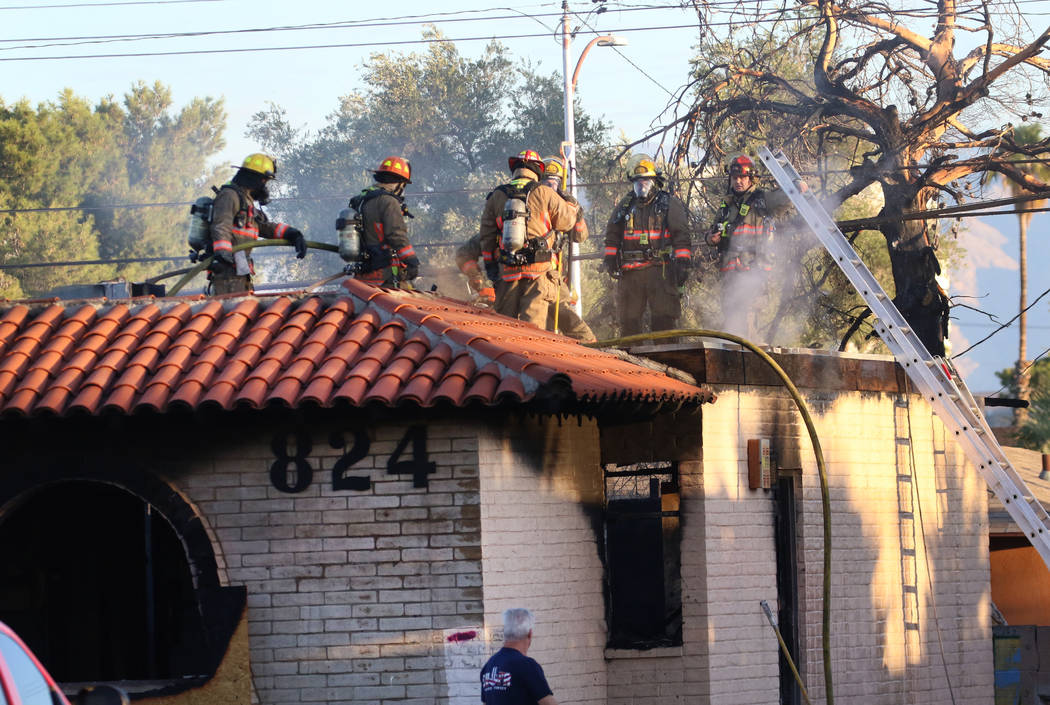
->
<box><xmin>585</xmin><ymin>329</ymin><xmax>834</xmax><ymax>705</ymax></box>
<box><xmin>167</xmin><ymin>239</ymin><xmax>337</xmax><ymax>295</ymax></box>
<box><xmin>553</xmin><ymin>252</ymin><xmax>563</xmax><ymax>334</ymax></box>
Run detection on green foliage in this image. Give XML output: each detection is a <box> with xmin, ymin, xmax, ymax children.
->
<box><xmin>0</xmin><ymin>83</ymin><xmax>226</xmax><ymax>296</ymax></box>
<box><xmin>248</xmin><ymin>29</ymin><xmax>614</xmax><ymax>287</ymax></box>
<box><xmin>1015</xmin><ymin>391</ymin><xmax>1050</xmax><ymax>453</ymax></box>
<box><xmin>996</xmin><ymin>359</ymin><xmax>1050</xmax><ymax>398</ymax></box>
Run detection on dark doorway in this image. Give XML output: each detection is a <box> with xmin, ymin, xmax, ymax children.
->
<box><xmin>604</xmin><ymin>462</ymin><xmax>682</xmax><ymax>649</ymax></box>
<box><xmin>774</xmin><ymin>475</ymin><xmax>801</xmax><ymax>705</ymax></box>
<box><xmin>0</xmin><ymin>481</ymin><xmax>209</xmax><ymax>681</ymax></box>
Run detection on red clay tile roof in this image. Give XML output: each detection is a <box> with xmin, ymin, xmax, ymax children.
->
<box><xmin>0</xmin><ymin>278</ymin><xmax>714</xmax><ymax>418</ymax></box>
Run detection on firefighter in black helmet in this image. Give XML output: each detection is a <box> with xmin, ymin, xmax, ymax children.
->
<box><xmin>208</xmin><ymin>153</ymin><xmax>308</xmax><ymax>295</ymax></box>
<box><xmin>347</xmin><ymin>155</ymin><xmax>419</xmax><ymax>288</ymax></box>
<box><xmin>706</xmin><ymin>153</ymin><xmax>798</xmax><ymax>339</ymax></box>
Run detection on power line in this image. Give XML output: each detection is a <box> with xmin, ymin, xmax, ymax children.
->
<box><xmin>5</xmin><ymin>182</ymin><xmax>1048</xmax><ymax>216</ymax></box>
<box><xmin>955</xmin><ymin>283</ymin><xmax>1050</xmax><ymax>357</ymax></box>
<box><xmin>0</xmin><ymin>6</ymin><xmax>664</xmax><ymax>50</ymax></box>
<box><xmin>0</xmin><ymin>23</ymin><xmax>703</xmax><ymax>62</ymax></box>
<box><xmin>0</xmin><ymin>0</ymin><xmax>222</xmax><ymax>8</ymax></box>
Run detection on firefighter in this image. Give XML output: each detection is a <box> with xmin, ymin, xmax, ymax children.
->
<box><xmin>455</xmin><ymin>234</ymin><xmax>496</xmax><ymax>306</ymax></box>
<box><xmin>208</xmin><ymin>153</ymin><xmax>308</xmax><ymax>295</ymax></box>
<box><xmin>541</xmin><ymin>156</ymin><xmax>596</xmax><ymax>342</ymax></box>
<box><xmin>602</xmin><ymin>157</ymin><xmax>692</xmax><ymax>336</ymax></box>
<box><xmin>479</xmin><ymin>149</ymin><xmax>582</xmax><ymax>328</ymax></box>
<box><xmin>706</xmin><ymin>154</ymin><xmax>798</xmax><ymax>339</ymax></box>
<box><xmin>347</xmin><ymin>155</ymin><xmax>420</xmax><ymax>288</ymax></box>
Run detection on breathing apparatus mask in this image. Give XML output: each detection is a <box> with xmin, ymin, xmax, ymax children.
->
<box><xmin>632</xmin><ymin>177</ymin><xmax>654</xmax><ymax>199</ymax></box>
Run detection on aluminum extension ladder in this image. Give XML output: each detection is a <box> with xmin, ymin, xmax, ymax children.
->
<box><xmin>757</xmin><ymin>146</ymin><xmax>1050</xmax><ymax>568</ymax></box>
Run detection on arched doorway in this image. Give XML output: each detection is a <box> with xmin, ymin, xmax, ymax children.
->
<box><xmin>0</xmin><ymin>478</ymin><xmax>213</xmax><ymax>682</ymax></box>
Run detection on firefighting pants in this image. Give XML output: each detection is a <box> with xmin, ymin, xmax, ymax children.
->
<box><xmin>547</xmin><ymin>279</ymin><xmax>596</xmax><ymax>342</ymax></box>
<box><xmin>616</xmin><ymin>264</ymin><xmax>680</xmax><ymax>337</ymax></box>
<box><xmin>494</xmin><ymin>270</ymin><xmax>559</xmax><ymax>328</ymax></box>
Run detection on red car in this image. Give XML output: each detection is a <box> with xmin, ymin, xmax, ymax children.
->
<box><xmin>0</xmin><ymin>621</ymin><xmax>125</xmax><ymax>705</ymax></box>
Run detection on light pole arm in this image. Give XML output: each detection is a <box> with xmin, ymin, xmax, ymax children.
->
<box><xmin>571</xmin><ymin>37</ymin><xmax>611</xmax><ymax>92</ymax></box>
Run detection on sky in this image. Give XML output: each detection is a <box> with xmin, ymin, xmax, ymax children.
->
<box><xmin>0</xmin><ymin>0</ymin><xmax>1043</xmax><ymax>394</ymax></box>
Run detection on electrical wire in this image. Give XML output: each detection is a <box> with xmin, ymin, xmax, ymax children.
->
<box><xmin>954</xmin><ymin>283</ymin><xmax>1050</xmax><ymax>357</ymax></box>
<box><xmin>0</xmin><ymin>23</ymin><xmax>704</xmax><ymax>62</ymax></box>
<box><xmin>0</xmin><ymin>6</ymin><xmax>664</xmax><ymax>51</ymax></box>
<box><xmin>0</xmin><ymin>0</ymin><xmax>221</xmax><ymax>8</ymax></box>
<box><xmin>6</xmin><ymin>185</ymin><xmax>1047</xmax><ymax>222</ymax></box>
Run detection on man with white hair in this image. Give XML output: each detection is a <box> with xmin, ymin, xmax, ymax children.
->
<box><xmin>479</xmin><ymin>608</ymin><xmax>558</xmax><ymax>705</ymax></box>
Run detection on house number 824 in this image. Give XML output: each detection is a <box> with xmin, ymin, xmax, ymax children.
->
<box><xmin>269</xmin><ymin>425</ymin><xmax>436</xmax><ymax>493</ymax></box>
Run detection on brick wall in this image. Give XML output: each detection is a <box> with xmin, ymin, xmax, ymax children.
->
<box><xmin>477</xmin><ymin>415</ymin><xmax>608</xmax><ymax>705</ymax></box>
<box><xmin>175</xmin><ymin>419</ymin><xmax>483</xmax><ymax>705</ymax></box>
<box><xmin>700</xmin><ymin>385</ymin><xmax>993</xmax><ymax>705</ymax></box>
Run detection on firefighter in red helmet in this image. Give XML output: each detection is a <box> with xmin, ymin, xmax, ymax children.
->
<box><xmin>479</xmin><ymin>149</ymin><xmax>583</xmax><ymax>327</ymax></box>
<box><xmin>602</xmin><ymin>156</ymin><xmax>693</xmax><ymax>336</ymax></box>
<box><xmin>344</xmin><ymin>155</ymin><xmax>420</xmax><ymax>288</ymax></box>
<box><xmin>208</xmin><ymin>152</ymin><xmax>308</xmax><ymax>295</ymax></box>
<box><xmin>706</xmin><ymin>153</ymin><xmax>799</xmax><ymax>339</ymax></box>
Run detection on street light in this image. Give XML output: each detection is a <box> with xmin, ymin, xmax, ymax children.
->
<box><xmin>561</xmin><ymin>1</ymin><xmax>627</xmax><ymax>317</ymax></box>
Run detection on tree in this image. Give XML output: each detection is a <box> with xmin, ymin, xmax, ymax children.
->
<box><xmin>0</xmin><ymin>84</ymin><xmax>226</xmax><ymax>295</ymax></box>
<box><xmin>984</xmin><ymin>123</ymin><xmax>1049</xmax><ymax>423</ymax></box>
<box><xmin>90</xmin><ymin>81</ymin><xmax>227</xmax><ymax>282</ymax></box>
<box><xmin>651</xmin><ymin>0</ymin><xmax>1050</xmax><ymax>355</ymax></box>
<box><xmin>248</xmin><ymin>28</ymin><xmax>613</xmax><ymax>291</ymax></box>
<box><xmin>0</xmin><ymin>91</ymin><xmax>122</xmax><ymax>295</ymax></box>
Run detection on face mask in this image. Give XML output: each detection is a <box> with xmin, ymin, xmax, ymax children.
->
<box><xmin>543</xmin><ymin>177</ymin><xmax>562</xmax><ymax>191</ymax></box>
<box><xmin>633</xmin><ymin>178</ymin><xmax>653</xmax><ymax>199</ymax></box>
<box><xmin>254</xmin><ymin>184</ymin><xmax>271</xmax><ymax>205</ymax></box>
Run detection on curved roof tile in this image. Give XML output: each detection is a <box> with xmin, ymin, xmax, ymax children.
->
<box><xmin>0</xmin><ymin>280</ymin><xmax>713</xmax><ymax>418</ymax></box>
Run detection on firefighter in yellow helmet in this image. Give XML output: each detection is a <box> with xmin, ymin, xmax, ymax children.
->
<box><xmin>208</xmin><ymin>153</ymin><xmax>308</xmax><ymax>295</ymax></box>
<box><xmin>344</xmin><ymin>155</ymin><xmax>420</xmax><ymax>288</ymax></box>
<box><xmin>602</xmin><ymin>156</ymin><xmax>692</xmax><ymax>335</ymax></box>
<box><xmin>540</xmin><ymin>156</ymin><xmax>596</xmax><ymax>342</ymax></box>
<box><xmin>479</xmin><ymin>149</ymin><xmax>583</xmax><ymax>328</ymax></box>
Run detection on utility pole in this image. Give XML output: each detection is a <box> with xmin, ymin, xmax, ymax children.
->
<box><xmin>560</xmin><ymin>0</ymin><xmax>583</xmax><ymax>317</ymax></box>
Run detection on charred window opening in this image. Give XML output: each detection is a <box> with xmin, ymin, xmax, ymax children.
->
<box><xmin>603</xmin><ymin>461</ymin><xmax>682</xmax><ymax>649</ymax></box>
<box><xmin>0</xmin><ymin>481</ymin><xmax>209</xmax><ymax>682</ymax></box>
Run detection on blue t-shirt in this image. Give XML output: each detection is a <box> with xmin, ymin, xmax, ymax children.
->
<box><xmin>479</xmin><ymin>647</ymin><xmax>553</xmax><ymax>704</ymax></box>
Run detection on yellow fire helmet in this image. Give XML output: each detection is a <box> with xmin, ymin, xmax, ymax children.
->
<box><xmin>240</xmin><ymin>153</ymin><xmax>278</xmax><ymax>179</ymax></box>
<box><xmin>543</xmin><ymin>156</ymin><xmax>566</xmax><ymax>180</ymax></box>
<box><xmin>626</xmin><ymin>154</ymin><xmax>658</xmax><ymax>181</ymax></box>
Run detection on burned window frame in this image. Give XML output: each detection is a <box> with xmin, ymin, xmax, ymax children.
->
<box><xmin>602</xmin><ymin>461</ymin><xmax>683</xmax><ymax>650</ymax></box>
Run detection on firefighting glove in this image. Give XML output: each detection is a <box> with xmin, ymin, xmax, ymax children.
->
<box><xmin>485</xmin><ymin>261</ymin><xmax>500</xmax><ymax>283</ymax></box>
<box><xmin>478</xmin><ymin>286</ymin><xmax>496</xmax><ymax>305</ymax></box>
<box><xmin>603</xmin><ymin>255</ymin><xmax>621</xmax><ymax>280</ymax></box>
<box><xmin>706</xmin><ymin>225</ymin><xmax>723</xmax><ymax>246</ymax></box>
<box><xmin>402</xmin><ymin>255</ymin><xmax>420</xmax><ymax>281</ymax></box>
<box><xmin>285</xmin><ymin>228</ymin><xmax>308</xmax><ymax>259</ymax></box>
<box><xmin>674</xmin><ymin>258</ymin><xmax>692</xmax><ymax>288</ymax></box>
<box><xmin>210</xmin><ymin>250</ymin><xmax>235</xmax><ymax>273</ymax></box>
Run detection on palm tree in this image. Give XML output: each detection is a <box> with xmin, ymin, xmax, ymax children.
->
<box><xmin>986</xmin><ymin>124</ymin><xmax>1050</xmax><ymax>425</ymax></box>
